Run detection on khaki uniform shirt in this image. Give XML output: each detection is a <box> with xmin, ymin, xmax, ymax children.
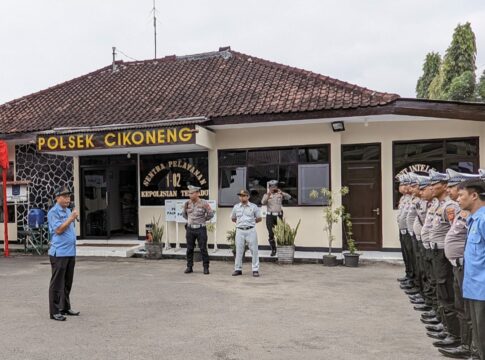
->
<box><xmin>413</xmin><ymin>199</ymin><xmax>428</xmax><ymax>241</ymax></box>
<box><xmin>397</xmin><ymin>195</ymin><xmax>411</xmax><ymax>230</ymax></box>
<box><xmin>445</xmin><ymin>209</ymin><xmax>469</xmax><ymax>263</ymax></box>
<box><xmin>406</xmin><ymin>196</ymin><xmax>420</xmax><ymax>235</ymax></box>
<box><xmin>261</xmin><ymin>191</ymin><xmax>291</xmax><ymax>213</ymax></box>
<box><xmin>429</xmin><ymin>197</ymin><xmax>459</xmax><ymax>249</ymax></box>
<box><xmin>182</xmin><ymin>199</ymin><xmax>214</xmax><ymax>225</ymax></box>
<box><xmin>421</xmin><ymin>198</ymin><xmax>439</xmax><ymax>249</ymax></box>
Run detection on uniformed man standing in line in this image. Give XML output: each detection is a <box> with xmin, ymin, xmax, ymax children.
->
<box><xmin>425</xmin><ymin>170</ymin><xmax>461</xmax><ymax>348</ymax></box>
<box><xmin>47</xmin><ymin>186</ymin><xmax>80</xmax><ymax>321</ymax></box>
<box><xmin>396</xmin><ymin>175</ymin><xmax>414</xmax><ymax>284</ymax></box>
<box><xmin>182</xmin><ymin>185</ymin><xmax>214</xmax><ymax>275</ymax></box>
<box><xmin>261</xmin><ymin>180</ymin><xmax>291</xmax><ymax>257</ymax></box>
<box><xmin>231</xmin><ymin>189</ymin><xmax>262</xmax><ymax>277</ymax></box>
<box><xmin>438</xmin><ymin>169</ymin><xmax>480</xmax><ymax>359</ymax></box>
<box><xmin>458</xmin><ymin>178</ymin><xmax>485</xmax><ymax>360</ymax></box>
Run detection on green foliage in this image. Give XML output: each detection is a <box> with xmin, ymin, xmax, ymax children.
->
<box><xmin>416</xmin><ymin>52</ymin><xmax>441</xmax><ymax>99</ymax></box>
<box><xmin>273</xmin><ymin>218</ymin><xmax>301</xmax><ymax>246</ymax></box>
<box><xmin>447</xmin><ymin>71</ymin><xmax>476</xmax><ymax>101</ymax></box>
<box><xmin>149</xmin><ymin>216</ymin><xmax>164</xmax><ymax>243</ymax></box>
<box><xmin>309</xmin><ymin>186</ymin><xmax>349</xmax><ymax>255</ymax></box>
<box><xmin>206</xmin><ymin>222</ymin><xmax>216</xmax><ymax>233</ymax></box>
<box><xmin>428</xmin><ymin>22</ymin><xmax>477</xmax><ymax>101</ymax></box>
<box><xmin>226</xmin><ymin>228</ymin><xmax>237</xmax><ymax>251</ymax></box>
<box><xmin>342</xmin><ymin>211</ymin><xmax>358</xmax><ymax>254</ymax></box>
<box><xmin>477</xmin><ymin>70</ymin><xmax>485</xmax><ymax>101</ymax></box>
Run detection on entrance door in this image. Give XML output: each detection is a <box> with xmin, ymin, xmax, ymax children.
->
<box><xmin>81</xmin><ymin>168</ymin><xmax>110</xmax><ymax>238</ymax></box>
<box><xmin>341</xmin><ymin>144</ymin><xmax>382</xmax><ymax>250</ymax></box>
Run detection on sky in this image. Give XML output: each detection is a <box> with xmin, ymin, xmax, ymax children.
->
<box><xmin>1</xmin><ymin>0</ymin><xmax>485</xmax><ymax>104</ymax></box>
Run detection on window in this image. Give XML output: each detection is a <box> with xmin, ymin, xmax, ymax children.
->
<box><xmin>139</xmin><ymin>152</ymin><xmax>208</xmax><ymax>206</ymax></box>
<box><xmin>393</xmin><ymin>137</ymin><xmax>479</xmax><ymax>208</ymax></box>
<box><xmin>218</xmin><ymin>145</ymin><xmax>330</xmax><ymax>206</ymax></box>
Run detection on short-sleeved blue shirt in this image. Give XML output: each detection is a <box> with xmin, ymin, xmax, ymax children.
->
<box><xmin>463</xmin><ymin>206</ymin><xmax>485</xmax><ymax>300</ymax></box>
<box><xmin>47</xmin><ymin>203</ymin><xmax>76</xmax><ymax>257</ymax></box>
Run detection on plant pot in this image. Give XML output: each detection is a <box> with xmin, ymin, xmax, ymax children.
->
<box><xmin>343</xmin><ymin>253</ymin><xmax>360</xmax><ymax>267</ymax></box>
<box><xmin>277</xmin><ymin>245</ymin><xmax>295</xmax><ymax>264</ymax></box>
<box><xmin>145</xmin><ymin>242</ymin><xmax>163</xmax><ymax>259</ymax></box>
<box><xmin>322</xmin><ymin>254</ymin><xmax>338</xmax><ymax>267</ymax></box>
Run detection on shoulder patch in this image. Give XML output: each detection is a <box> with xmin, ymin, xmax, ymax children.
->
<box><xmin>446</xmin><ymin>207</ymin><xmax>456</xmax><ymax>223</ymax></box>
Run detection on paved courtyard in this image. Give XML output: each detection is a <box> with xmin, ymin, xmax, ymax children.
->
<box><xmin>0</xmin><ymin>256</ymin><xmax>442</xmax><ymax>360</ymax></box>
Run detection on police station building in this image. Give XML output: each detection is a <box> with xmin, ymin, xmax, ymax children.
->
<box><xmin>1</xmin><ymin>47</ymin><xmax>485</xmax><ymax>253</ymax></box>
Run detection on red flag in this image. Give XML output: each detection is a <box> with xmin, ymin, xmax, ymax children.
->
<box><xmin>0</xmin><ymin>141</ymin><xmax>9</xmax><ymax>257</ymax></box>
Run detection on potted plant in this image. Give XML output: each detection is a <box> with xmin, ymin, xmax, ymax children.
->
<box><xmin>273</xmin><ymin>217</ymin><xmax>301</xmax><ymax>264</ymax></box>
<box><xmin>145</xmin><ymin>216</ymin><xmax>164</xmax><ymax>259</ymax></box>
<box><xmin>342</xmin><ymin>211</ymin><xmax>360</xmax><ymax>267</ymax></box>
<box><xmin>310</xmin><ymin>186</ymin><xmax>349</xmax><ymax>266</ymax></box>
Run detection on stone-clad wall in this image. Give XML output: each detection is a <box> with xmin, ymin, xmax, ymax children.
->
<box><xmin>15</xmin><ymin>144</ymin><xmax>73</xmax><ymax>230</ymax></box>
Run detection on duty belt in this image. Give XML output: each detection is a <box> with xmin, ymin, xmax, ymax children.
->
<box><xmin>187</xmin><ymin>224</ymin><xmax>206</xmax><ymax>229</ymax></box>
<box><xmin>237</xmin><ymin>226</ymin><xmax>254</xmax><ymax>230</ymax></box>
<box><xmin>268</xmin><ymin>212</ymin><xmax>282</xmax><ymax>216</ymax></box>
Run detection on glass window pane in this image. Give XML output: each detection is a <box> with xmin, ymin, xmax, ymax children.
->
<box><xmin>342</xmin><ymin>145</ymin><xmax>380</xmax><ymax>161</ymax></box>
<box><xmin>401</xmin><ymin>141</ymin><xmax>444</xmax><ymax>161</ymax></box>
<box><xmin>280</xmin><ymin>149</ymin><xmax>298</xmax><ymax>163</ymax></box>
<box><xmin>218</xmin><ymin>151</ymin><xmax>247</xmax><ymax>166</ymax></box>
<box><xmin>446</xmin><ymin>140</ymin><xmax>478</xmax><ymax>156</ymax></box>
<box><xmin>247</xmin><ymin>150</ymin><xmax>279</xmax><ymax>165</ymax></box>
<box><xmin>445</xmin><ymin>160</ymin><xmax>476</xmax><ymax>173</ymax></box>
<box><xmin>298</xmin><ymin>164</ymin><xmax>330</xmax><ymax>205</ymax></box>
<box><xmin>298</xmin><ymin>147</ymin><xmax>329</xmax><ymax>163</ymax></box>
<box><xmin>248</xmin><ymin>165</ymin><xmax>279</xmax><ymax>205</ymax></box>
<box><xmin>278</xmin><ymin>165</ymin><xmax>298</xmax><ymax>205</ymax></box>
<box><xmin>219</xmin><ymin>167</ymin><xmax>247</xmax><ymax>206</ymax></box>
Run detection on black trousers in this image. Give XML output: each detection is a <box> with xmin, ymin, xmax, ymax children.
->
<box><xmin>266</xmin><ymin>214</ymin><xmax>282</xmax><ymax>245</ymax></box>
<box><xmin>411</xmin><ymin>236</ymin><xmax>422</xmax><ymax>291</ymax></box>
<box><xmin>49</xmin><ymin>256</ymin><xmax>75</xmax><ymax>315</ymax></box>
<box><xmin>402</xmin><ymin>232</ymin><xmax>415</xmax><ymax>280</ymax></box>
<box><xmin>468</xmin><ymin>299</ymin><xmax>485</xmax><ymax>359</ymax></box>
<box><xmin>432</xmin><ymin>249</ymin><xmax>460</xmax><ymax>337</ymax></box>
<box><xmin>399</xmin><ymin>232</ymin><xmax>411</xmax><ymax>278</ymax></box>
<box><xmin>423</xmin><ymin>248</ymin><xmax>437</xmax><ymax>308</ymax></box>
<box><xmin>186</xmin><ymin>227</ymin><xmax>209</xmax><ymax>267</ymax></box>
<box><xmin>453</xmin><ymin>265</ymin><xmax>473</xmax><ymax>347</ymax></box>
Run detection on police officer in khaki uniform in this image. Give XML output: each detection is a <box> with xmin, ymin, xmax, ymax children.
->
<box><xmin>182</xmin><ymin>185</ymin><xmax>214</xmax><ymax>274</ymax></box>
<box><xmin>438</xmin><ymin>169</ymin><xmax>480</xmax><ymax>359</ymax></box>
<box><xmin>397</xmin><ymin>175</ymin><xmax>416</xmax><ymax>288</ymax></box>
<box><xmin>425</xmin><ymin>170</ymin><xmax>461</xmax><ymax>348</ymax></box>
<box><xmin>261</xmin><ymin>180</ymin><xmax>291</xmax><ymax>257</ymax></box>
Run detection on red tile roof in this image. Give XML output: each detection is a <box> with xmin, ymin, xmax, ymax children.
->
<box><xmin>0</xmin><ymin>47</ymin><xmax>400</xmax><ymax>134</ymax></box>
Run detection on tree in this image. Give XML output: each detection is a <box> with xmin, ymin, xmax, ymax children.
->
<box><xmin>428</xmin><ymin>22</ymin><xmax>477</xmax><ymax>101</ymax></box>
<box><xmin>447</xmin><ymin>71</ymin><xmax>476</xmax><ymax>101</ymax></box>
<box><xmin>477</xmin><ymin>70</ymin><xmax>485</xmax><ymax>101</ymax></box>
<box><xmin>416</xmin><ymin>52</ymin><xmax>441</xmax><ymax>99</ymax></box>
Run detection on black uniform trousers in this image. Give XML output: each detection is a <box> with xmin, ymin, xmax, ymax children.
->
<box><xmin>401</xmin><ymin>232</ymin><xmax>415</xmax><ymax>281</ymax></box>
<box><xmin>468</xmin><ymin>299</ymin><xmax>485</xmax><ymax>359</ymax></box>
<box><xmin>399</xmin><ymin>232</ymin><xmax>411</xmax><ymax>279</ymax></box>
<box><xmin>432</xmin><ymin>249</ymin><xmax>460</xmax><ymax>337</ymax></box>
<box><xmin>422</xmin><ymin>247</ymin><xmax>437</xmax><ymax>307</ymax></box>
<box><xmin>186</xmin><ymin>227</ymin><xmax>209</xmax><ymax>268</ymax></box>
<box><xmin>49</xmin><ymin>256</ymin><xmax>75</xmax><ymax>315</ymax></box>
<box><xmin>266</xmin><ymin>214</ymin><xmax>282</xmax><ymax>245</ymax></box>
<box><xmin>452</xmin><ymin>265</ymin><xmax>472</xmax><ymax>347</ymax></box>
<box><xmin>411</xmin><ymin>236</ymin><xmax>422</xmax><ymax>291</ymax></box>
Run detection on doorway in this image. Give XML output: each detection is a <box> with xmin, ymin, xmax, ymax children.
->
<box><xmin>341</xmin><ymin>143</ymin><xmax>382</xmax><ymax>250</ymax></box>
<box><xmin>80</xmin><ymin>155</ymin><xmax>138</xmax><ymax>239</ymax></box>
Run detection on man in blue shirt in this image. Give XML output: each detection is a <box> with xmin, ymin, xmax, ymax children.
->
<box><xmin>457</xmin><ymin>180</ymin><xmax>485</xmax><ymax>359</ymax></box>
<box><xmin>47</xmin><ymin>186</ymin><xmax>80</xmax><ymax>321</ymax></box>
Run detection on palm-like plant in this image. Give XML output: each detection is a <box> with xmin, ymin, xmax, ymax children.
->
<box><xmin>273</xmin><ymin>217</ymin><xmax>301</xmax><ymax>246</ymax></box>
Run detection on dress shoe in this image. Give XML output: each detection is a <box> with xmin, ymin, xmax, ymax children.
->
<box><xmin>433</xmin><ymin>335</ymin><xmax>461</xmax><ymax>348</ymax></box>
<box><xmin>425</xmin><ymin>323</ymin><xmax>444</xmax><ymax>332</ymax></box>
<box><xmin>414</xmin><ymin>304</ymin><xmax>432</xmax><ymax>311</ymax></box>
<box><xmin>427</xmin><ymin>331</ymin><xmax>448</xmax><ymax>340</ymax></box>
<box><xmin>409</xmin><ymin>294</ymin><xmax>423</xmax><ymax>300</ymax></box>
<box><xmin>404</xmin><ymin>288</ymin><xmax>420</xmax><ymax>295</ymax></box>
<box><xmin>50</xmin><ymin>313</ymin><xmax>66</xmax><ymax>321</ymax></box>
<box><xmin>232</xmin><ymin>270</ymin><xmax>242</xmax><ymax>276</ymax></box>
<box><xmin>421</xmin><ymin>310</ymin><xmax>437</xmax><ymax>319</ymax></box>
<box><xmin>400</xmin><ymin>283</ymin><xmax>414</xmax><ymax>290</ymax></box>
<box><xmin>203</xmin><ymin>267</ymin><xmax>210</xmax><ymax>275</ymax></box>
<box><xmin>397</xmin><ymin>276</ymin><xmax>409</xmax><ymax>282</ymax></box>
<box><xmin>421</xmin><ymin>317</ymin><xmax>441</xmax><ymax>325</ymax></box>
<box><xmin>438</xmin><ymin>345</ymin><xmax>471</xmax><ymax>359</ymax></box>
<box><xmin>184</xmin><ymin>267</ymin><xmax>193</xmax><ymax>274</ymax></box>
<box><xmin>270</xmin><ymin>249</ymin><xmax>276</xmax><ymax>257</ymax></box>
<box><xmin>60</xmin><ymin>309</ymin><xmax>80</xmax><ymax>316</ymax></box>
<box><xmin>410</xmin><ymin>298</ymin><xmax>425</xmax><ymax>304</ymax></box>
<box><xmin>253</xmin><ymin>271</ymin><xmax>260</xmax><ymax>277</ymax></box>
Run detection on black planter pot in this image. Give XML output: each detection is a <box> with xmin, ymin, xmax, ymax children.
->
<box><xmin>322</xmin><ymin>254</ymin><xmax>338</xmax><ymax>267</ymax></box>
<box><xmin>343</xmin><ymin>253</ymin><xmax>360</xmax><ymax>267</ymax></box>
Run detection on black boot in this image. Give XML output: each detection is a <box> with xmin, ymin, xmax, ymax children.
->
<box><xmin>203</xmin><ymin>266</ymin><xmax>210</xmax><ymax>275</ymax></box>
<box><xmin>184</xmin><ymin>266</ymin><xmax>193</xmax><ymax>274</ymax></box>
<box><xmin>270</xmin><ymin>240</ymin><xmax>277</xmax><ymax>257</ymax></box>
